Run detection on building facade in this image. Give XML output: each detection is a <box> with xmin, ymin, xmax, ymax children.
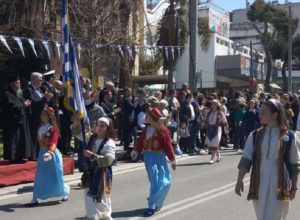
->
<box><xmin>173</xmin><ymin>2</ymin><xmax>264</xmax><ymax>93</ymax></box>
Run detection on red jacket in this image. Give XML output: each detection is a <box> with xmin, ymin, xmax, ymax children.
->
<box><xmin>135</xmin><ymin>125</ymin><xmax>175</xmax><ymax>161</ymax></box>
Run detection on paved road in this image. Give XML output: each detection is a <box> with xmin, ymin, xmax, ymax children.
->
<box><xmin>0</xmin><ymin>149</ymin><xmax>300</xmax><ymax>220</ymax></box>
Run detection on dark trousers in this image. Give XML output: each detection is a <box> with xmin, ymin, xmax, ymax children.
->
<box><xmin>234</xmin><ymin>122</ymin><xmax>245</xmax><ymax>150</ymax></box>
<box><xmin>189</xmin><ymin>121</ymin><xmax>200</xmax><ymax>151</ymax></box>
<box><xmin>75</xmin><ymin>138</ymin><xmax>87</xmax><ymax>172</ymax></box>
<box><xmin>122</xmin><ymin>121</ymin><xmax>134</xmax><ymax>151</ymax></box>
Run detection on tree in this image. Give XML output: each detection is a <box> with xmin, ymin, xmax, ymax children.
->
<box><xmin>157</xmin><ymin>0</ymin><xmax>188</xmax><ymax>89</ymax></box>
<box><xmin>139</xmin><ymin>53</ymin><xmax>163</xmax><ymax>76</ymax></box>
<box><xmin>269</xmin><ymin>11</ymin><xmax>298</xmax><ymax>92</ymax></box>
<box><xmin>197</xmin><ymin>17</ymin><xmax>212</xmax><ymax>52</ymax></box>
<box><xmin>247</xmin><ymin>0</ymin><xmax>294</xmax><ymax>92</ymax></box>
<box><xmin>157</xmin><ymin>1</ymin><xmax>212</xmax><ymax>89</ymax></box>
<box><xmin>0</xmin><ymin>0</ymin><xmax>144</xmax><ymax>87</ymax></box>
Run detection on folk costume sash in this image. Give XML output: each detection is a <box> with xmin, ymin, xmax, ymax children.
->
<box><xmin>248</xmin><ymin>127</ymin><xmax>294</xmax><ymax>201</ymax></box>
<box><xmin>87</xmin><ymin>135</ymin><xmax>112</xmax><ymax>202</ymax></box>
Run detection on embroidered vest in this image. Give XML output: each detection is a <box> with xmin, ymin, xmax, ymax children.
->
<box><xmin>248</xmin><ymin>127</ymin><xmax>294</xmax><ymax>201</ymax></box>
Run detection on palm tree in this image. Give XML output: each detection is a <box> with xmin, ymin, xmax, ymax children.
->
<box><xmin>157</xmin><ymin>0</ymin><xmax>212</xmax><ymax>89</ymax></box>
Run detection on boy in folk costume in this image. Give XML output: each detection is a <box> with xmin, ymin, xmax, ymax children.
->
<box><xmin>235</xmin><ymin>99</ymin><xmax>300</xmax><ymax>220</ymax></box>
<box><xmin>204</xmin><ymin>99</ymin><xmax>228</xmax><ymax>164</ymax></box>
<box><xmin>131</xmin><ymin>107</ymin><xmax>176</xmax><ymax>217</ymax></box>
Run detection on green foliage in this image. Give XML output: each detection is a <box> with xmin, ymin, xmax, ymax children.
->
<box><xmin>197</xmin><ymin>17</ymin><xmax>212</xmax><ymax>52</ymax></box>
<box><xmin>157</xmin><ymin>0</ymin><xmax>188</xmax><ymax>69</ymax></box>
<box><xmin>293</xmin><ymin>35</ymin><xmax>300</xmax><ymax>61</ymax></box>
<box><xmin>247</xmin><ymin>0</ymin><xmax>298</xmax><ymax>91</ymax></box>
<box><xmin>139</xmin><ymin>53</ymin><xmax>163</xmax><ymax>76</ymax></box>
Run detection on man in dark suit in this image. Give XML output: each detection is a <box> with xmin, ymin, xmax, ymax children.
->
<box><xmin>1</xmin><ymin>75</ymin><xmax>32</xmax><ymax>163</ymax></box>
<box><xmin>179</xmin><ymin>93</ymin><xmax>199</xmax><ymax>154</ymax></box>
<box><xmin>24</xmin><ymin>72</ymin><xmax>53</xmax><ymax>159</ymax></box>
<box><xmin>121</xmin><ymin>87</ymin><xmax>138</xmax><ymax>152</ymax></box>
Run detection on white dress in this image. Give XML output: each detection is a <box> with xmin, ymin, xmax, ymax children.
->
<box><xmin>204</xmin><ymin>111</ymin><xmax>227</xmax><ymax>147</ymax></box>
<box><xmin>242</xmin><ymin>127</ymin><xmax>300</xmax><ymax>220</ymax></box>
<box><xmin>85</xmin><ymin>138</ymin><xmax>116</xmax><ymax>220</ymax></box>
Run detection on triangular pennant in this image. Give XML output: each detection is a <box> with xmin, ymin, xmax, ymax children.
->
<box><xmin>118</xmin><ymin>45</ymin><xmax>124</xmax><ymax>58</ymax></box>
<box><xmin>13</xmin><ymin>37</ymin><xmax>25</xmax><ymax>57</ymax></box>
<box><xmin>171</xmin><ymin>47</ymin><xmax>175</xmax><ymax>60</ymax></box>
<box><xmin>28</xmin><ymin>39</ymin><xmax>38</xmax><ymax>57</ymax></box>
<box><xmin>127</xmin><ymin>46</ymin><xmax>133</xmax><ymax>61</ymax></box>
<box><xmin>164</xmin><ymin>47</ymin><xmax>168</xmax><ymax>61</ymax></box>
<box><xmin>77</xmin><ymin>43</ymin><xmax>82</xmax><ymax>60</ymax></box>
<box><xmin>0</xmin><ymin>35</ymin><xmax>13</xmax><ymax>54</ymax></box>
<box><xmin>134</xmin><ymin>46</ymin><xmax>139</xmax><ymax>54</ymax></box>
<box><xmin>55</xmin><ymin>41</ymin><xmax>61</xmax><ymax>58</ymax></box>
<box><xmin>42</xmin><ymin>40</ymin><xmax>51</xmax><ymax>58</ymax></box>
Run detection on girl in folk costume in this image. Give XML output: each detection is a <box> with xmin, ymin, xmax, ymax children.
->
<box><xmin>131</xmin><ymin>107</ymin><xmax>176</xmax><ymax>217</ymax></box>
<box><xmin>83</xmin><ymin>117</ymin><xmax>116</xmax><ymax>220</ymax></box>
<box><xmin>235</xmin><ymin>99</ymin><xmax>300</xmax><ymax>220</ymax></box>
<box><xmin>204</xmin><ymin>99</ymin><xmax>228</xmax><ymax>164</ymax></box>
<box><xmin>25</xmin><ymin>107</ymin><xmax>70</xmax><ymax>207</ymax></box>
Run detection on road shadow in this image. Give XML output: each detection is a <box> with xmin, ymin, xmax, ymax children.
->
<box><xmin>0</xmin><ymin>200</ymin><xmax>61</xmax><ymax>213</ymax></box>
<box><xmin>177</xmin><ymin>162</ymin><xmax>211</xmax><ymax>167</ymax></box>
<box><xmin>17</xmin><ymin>185</ymin><xmax>33</xmax><ymax>194</ymax></box>
<box><xmin>0</xmin><ymin>203</ymin><xmax>22</xmax><ymax>213</ymax></box>
<box><xmin>112</xmin><ymin>208</ymin><xmax>146</xmax><ymax>218</ymax></box>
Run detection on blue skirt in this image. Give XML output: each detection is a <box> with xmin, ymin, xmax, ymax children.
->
<box><xmin>143</xmin><ymin>151</ymin><xmax>171</xmax><ymax>210</ymax></box>
<box><xmin>33</xmin><ymin>148</ymin><xmax>70</xmax><ymax>200</ymax></box>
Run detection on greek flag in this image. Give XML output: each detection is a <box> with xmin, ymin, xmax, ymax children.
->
<box><xmin>61</xmin><ymin>0</ymin><xmax>90</xmax><ymax>127</ymax></box>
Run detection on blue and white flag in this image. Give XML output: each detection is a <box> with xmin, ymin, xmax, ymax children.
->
<box><xmin>61</xmin><ymin>0</ymin><xmax>90</xmax><ymax>131</ymax></box>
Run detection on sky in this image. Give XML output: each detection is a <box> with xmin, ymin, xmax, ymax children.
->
<box><xmin>211</xmin><ymin>0</ymin><xmax>300</xmax><ymax>12</ymax></box>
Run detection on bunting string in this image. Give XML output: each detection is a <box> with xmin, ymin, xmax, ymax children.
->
<box><xmin>0</xmin><ymin>34</ymin><xmax>184</xmax><ymax>61</ymax></box>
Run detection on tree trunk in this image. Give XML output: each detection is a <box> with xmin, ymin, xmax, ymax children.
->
<box><xmin>264</xmin><ymin>45</ymin><xmax>272</xmax><ymax>92</ymax></box>
<box><xmin>281</xmin><ymin>61</ymin><xmax>288</xmax><ymax>93</ymax></box>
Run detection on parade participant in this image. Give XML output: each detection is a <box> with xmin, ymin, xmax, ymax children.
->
<box><xmin>204</xmin><ymin>99</ymin><xmax>228</xmax><ymax>164</ymax></box>
<box><xmin>25</xmin><ymin>107</ymin><xmax>70</xmax><ymax>207</ymax></box>
<box><xmin>83</xmin><ymin>117</ymin><xmax>116</xmax><ymax>220</ymax></box>
<box><xmin>131</xmin><ymin>107</ymin><xmax>176</xmax><ymax>217</ymax></box>
<box><xmin>1</xmin><ymin>75</ymin><xmax>32</xmax><ymax>163</ymax></box>
<box><xmin>235</xmin><ymin>99</ymin><xmax>300</xmax><ymax>220</ymax></box>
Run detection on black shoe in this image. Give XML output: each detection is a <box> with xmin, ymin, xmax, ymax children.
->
<box><xmin>24</xmin><ymin>201</ymin><xmax>39</xmax><ymax>207</ymax></box>
<box><xmin>154</xmin><ymin>208</ymin><xmax>161</xmax><ymax>212</ymax></box>
<box><xmin>61</xmin><ymin>197</ymin><xmax>68</xmax><ymax>202</ymax></box>
<box><xmin>143</xmin><ymin>209</ymin><xmax>155</xmax><ymax>217</ymax></box>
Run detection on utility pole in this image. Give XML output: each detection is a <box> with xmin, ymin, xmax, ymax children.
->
<box><xmin>189</xmin><ymin>0</ymin><xmax>197</xmax><ymax>91</ymax></box>
<box><xmin>288</xmin><ymin>4</ymin><xmax>292</xmax><ymax>92</ymax></box>
<box><xmin>250</xmin><ymin>41</ymin><xmax>253</xmax><ymax>77</ymax></box>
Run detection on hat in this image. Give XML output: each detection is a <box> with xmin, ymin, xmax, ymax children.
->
<box><xmin>43</xmin><ymin>70</ymin><xmax>55</xmax><ymax>76</ymax></box>
<box><xmin>8</xmin><ymin>75</ymin><xmax>20</xmax><ymax>82</ymax></box>
<box><xmin>148</xmin><ymin>107</ymin><xmax>162</xmax><ymax>121</ymax></box>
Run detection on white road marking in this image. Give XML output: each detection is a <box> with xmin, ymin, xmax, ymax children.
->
<box><xmin>128</xmin><ymin>178</ymin><xmax>250</xmax><ymax>220</ymax></box>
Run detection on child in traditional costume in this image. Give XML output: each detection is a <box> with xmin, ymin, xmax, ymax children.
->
<box><xmin>131</xmin><ymin>107</ymin><xmax>176</xmax><ymax>217</ymax></box>
<box><xmin>83</xmin><ymin>117</ymin><xmax>116</xmax><ymax>220</ymax></box>
<box><xmin>235</xmin><ymin>99</ymin><xmax>300</xmax><ymax>220</ymax></box>
<box><xmin>25</xmin><ymin>107</ymin><xmax>70</xmax><ymax>207</ymax></box>
<box><xmin>204</xmin><ymin>99</ymin><xmax>228</xmax><ymax>164</ymax></box>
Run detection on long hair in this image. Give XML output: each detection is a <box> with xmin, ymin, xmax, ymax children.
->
<box><xmin>263</xmin><ymin>100</ymin><xmax>288</xmax><ymax>136</ymax></box>
<box><xmin>43</xmin><ymin>106</ymin><xmax>60</xmax><ymax>134</ymax></box>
